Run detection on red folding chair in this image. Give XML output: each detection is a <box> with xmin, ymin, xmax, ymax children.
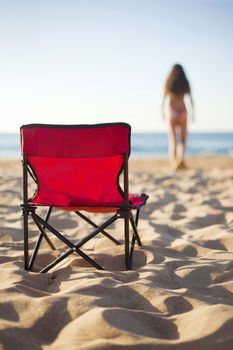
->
<box><xmin>20</xmin><ymin>123</ymin><xmax>148</xmax><ymax>272</ymax></box>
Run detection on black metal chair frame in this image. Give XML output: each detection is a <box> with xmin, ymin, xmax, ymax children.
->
<box><xmin>21</xmin><ymin>153</ymin><xmax>148</xmax><ymax>273</ymax></box>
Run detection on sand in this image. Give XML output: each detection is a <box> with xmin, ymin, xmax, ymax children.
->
<box><xmin>0</xmin><ymin>156</ymin><xmax>233</xmax><ymax>350</ymax></box>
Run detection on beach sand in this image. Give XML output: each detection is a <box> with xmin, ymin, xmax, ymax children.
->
<box><xmin>0</xmin><ymin>157</ymin><xmax>233</xmax><ymax>350</ymax></box>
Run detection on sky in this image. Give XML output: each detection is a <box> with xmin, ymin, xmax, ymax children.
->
<box><xmin>0</xmin><ymin>0</ymin><xmax>233</xmax><ymax>133</ymax></box>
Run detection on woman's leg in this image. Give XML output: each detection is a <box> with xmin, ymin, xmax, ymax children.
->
<box><xmin>167</xmin><ymin>119</ymin><xmax>177</xmax><ymax>165</ymax></box>
<box><xmin>179</xmin><ymin>116</ymin><xmax>187</xmax><ymax>161</ymax></box>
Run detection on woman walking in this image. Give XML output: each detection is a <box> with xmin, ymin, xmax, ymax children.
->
<box><xmin>162</xmin><ymin>64</ymin><xmax>194</xmax><ymax>170</ymax></box>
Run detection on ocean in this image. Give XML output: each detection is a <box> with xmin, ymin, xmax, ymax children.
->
<box><xmin>0</xmin><ymin>133</ymin><xmax>233</xmax><ymax>159</ymax></box>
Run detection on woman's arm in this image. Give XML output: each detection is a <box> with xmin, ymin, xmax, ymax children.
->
<box><xmin>187</xmin><ymin>92</ymin><xmax>195</xmax><ymax>121</ymax></box>
<box><xmin>161</xmin><ymin>93</ymin><xmax>167</xmax><ymax>120</ymax></box>
<box><xmin>190</xmin><ymin>93</ymin><xmax>195</xmax><ymax>121</ymax></box>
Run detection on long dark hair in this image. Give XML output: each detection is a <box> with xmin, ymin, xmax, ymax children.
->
<box><xmin>164</xmin><ymin>64</ymin><xmax>190</xmax><ymax>96</ymax></box>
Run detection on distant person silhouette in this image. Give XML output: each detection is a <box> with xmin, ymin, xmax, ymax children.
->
<box><xmin>161</xmin><ymin>64</ymin><xmax>194</xmax><ymax>170</ymax></box>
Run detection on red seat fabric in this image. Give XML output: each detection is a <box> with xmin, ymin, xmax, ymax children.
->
<box><xmin>28</xmin><ymin>155</ymin><xmax>125</xmax><ymax>207</ymax></box>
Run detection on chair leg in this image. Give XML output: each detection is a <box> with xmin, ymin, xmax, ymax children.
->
<box><xmin>31</xmin><ymin>211</ymin><xmax>119</xmax><ymax>272</ymax></box>
<box><xmin>28</xmin><ymin>233</ymin><xmax>43</xmax><ymax>271</ymax></box>
<box><xmin>40</xmin><ymin>207</ymin><xmax>56</xmax><ymax>250</ymax></box>
<box><xmin>22</xmin><ymin>206</ymin><xmax>29</xmax><ymax>271</ymax></box>
<box><xmin>135</xmin><ymin>208</ymin><xmax>140</xmax><ymax>226</ymax></box>
<box><xmin>130</xmin><ymin>214</ymin><xmax>142</xmax><ymax>246</ymax></box>
<box><xmin>32</xmin><ymin>213</ymin><xmax>103</xmax><ymax>271</ymax></box>
<box><xmin>40</xmin><ymin>245</ymin><xmax>104</xmax><ymax>273</ymax></box>
<box><xmin>124</xmin><ymin>211</ymin><xmax>131</xmax><ymax>270</ymax></box>
<box><xmin>28</xmin><ymin>207</ymin><xmax>56</xmax><ymax>271</ymax></box>
<box><xmin>129</xmin><ymin>208</ymin><xmax>144</xmax><ymax>267</ymax></box>
<box><xmin>42</xmin><ymin>213</ymin><xmax>120</xmax><ymax>272</ymax></box>
<box><xmin>75</xmin><ymin>211</ymin><xmax>121</xmax><ymax>245</ymax></box>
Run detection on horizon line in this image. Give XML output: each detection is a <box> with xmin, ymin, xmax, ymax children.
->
<box><xmin>1</xmin><ymin>129</ymin><xmax>233</xmax><ymax>134</ymax></box>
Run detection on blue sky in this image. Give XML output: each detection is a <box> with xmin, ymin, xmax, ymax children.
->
<box><xmin>0</xmin><ymin>0</ymin><xmax>233</xmax><ymax>132</ymax></box>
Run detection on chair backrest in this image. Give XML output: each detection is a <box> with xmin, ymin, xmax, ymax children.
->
<box><xmin>21</xmin><ymin>123</ymin><xmax>131</xmax><ymax>207</ymax></box>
